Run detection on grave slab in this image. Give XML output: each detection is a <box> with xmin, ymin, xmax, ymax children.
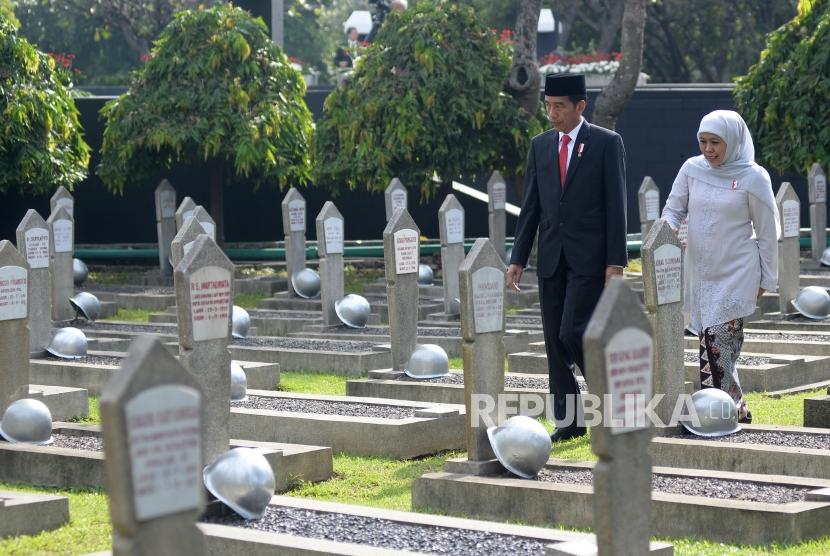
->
<box><xmin>0</xmin><ymin>490</ymin><xmax>69</xmax><ymax>539</ymax></box>
<box><xmin>804</xmin><ymin>389</ymin><xmax>830</xmax><ymax>428</ymax></box>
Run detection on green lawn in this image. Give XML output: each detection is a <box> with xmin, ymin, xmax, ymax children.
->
<box><xmin>233</xmin><ymin>293</ymin><xmax>267</xmax><ymax>309</ymax></box>
<box><xmin>101</xmin><ymin>308</ymin><xmax>153</xmax><ymax>323</ymax></box>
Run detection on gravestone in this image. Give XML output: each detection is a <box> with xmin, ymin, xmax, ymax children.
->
<box><xmin>170</xmin><ymin>218</ymin><xmax>208</xmax><ymax>269</ymax></box>
<box><xmin>445</xmin><ymin>238</ymin><xmax>506</xmax><ymax>475</ymax></box>
<box><xmin>315</xmin><ymin>202</ymin><xmax>345</xmax><ymax>326</ymax></box>
<box><xmin>175</xmin><ymin>197</ymin><xmax>197</xmax><ymax>231</ymax></box>
<box><xmin>583</xmin><ymin>278</ymin><xmax>654</xmax><ymax>556</ymax></box>
<box><xmin>438</xmin><ymin>194</ymin><xmax>465</xmax><ymax>315</ymax></box>
<box><xmin>50</xmin><ymin>186</ymin><xmax>74</xmax><ymax>219</ymax></box>
<box><xmin>487</xmin><ymin>171</ymin><xmax>507</xmax><ymax>261</ymax></box>
<box><xmin>808</xmin><ymin>163</ymin><xmax>827</xmax><ymax>260</ymax></box>
<box><xmin>47</xmin><ymin>207</ymin><xmax>74</xmax><ymax>322</ymax></box>
<box><xmin>776</xmin><ymin>183</ymin><xmax>800</xmax><ymax>314</ymax></box>
<box><xmin>155</xmin><ymin>180</ymin><xmax>177</xmax><ymax>275</ymax></box>
<box><xmin>0</xmin><ymin>241</ymin><xmax>31</xmax><ymax>415</ymax></box>
<box><xmin>101</xmin><ymin>336</ymin><xmax>206</xmax><ymax>555</ymax></box>
<box><xmin>188</xmin><ymin>206</ymin><xmax>216</xmax><ymax>241</ymax></box>
<box><xmin>383</xmin><ymin>208</ymin><xmax>420</xmax><ymax>371</ymax></box>
<box><xmin>384</xmin><ymin>178</ymin><xmax>408</xmax><ymax>222</ymax></box>
<box><xmin>638</xmin><ymin>177</ymin><xmax>660</xmax><ymax>241</ymax></box>
<box><xmin>641</xmin><ymin>219</ymin><xmax>683</xmax><ymax>432</ymax></box>
<box><xmin>15</xmin><ymin>210</ymin><xmax>51</xmax><ymax>356</ymax></box>
<box><xmin>174</xmin><ymin>234</ymin><xmax>234</xmax><ymax>464</ymax></box>
<box><xmin>281</xmin><ymin>188</ymin><xmax>307</xmax><ymax>297</ymax></box>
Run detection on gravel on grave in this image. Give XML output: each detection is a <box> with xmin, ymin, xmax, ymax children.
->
<box><xmin>672</xmin><ymin>429</ymin><xmax>830</xmax><ymax>450</ymax></box>
<box><xmin>325</xmin><ymin>325</ymin><xmax>461</xmax><ymax>337</ymax></box>
<box><xmin>77</xmin><ymin>322</ymin><xmax>176</xmax><ymax>334</ymax></box>
<box><xmin>682</xmin><ymin>352</ymin><xmax>771</xmax><ymax>366</ymax></box>
<box><xmin>745</xmin><ymin>332</ymin><xmax>830</xmax><ymax>343</ymax></box>
<box><xmin>44</xmin><ymin>354</ymin><xmax>123</xmax><ymax>366</ymax></box>
<box><xmin>400</xmin><ymin>373</ymin><xmax>587</xmax><ymax>392</ymax></box>
<box><xmin>536</xmin><ymin>468</ymin><xmax>810</xmax><ymax>504</ymax></box>
<box><xmin>202</xmin><ymin>505</ymin><xmax>550</xmax><ymax>555</ymax></box>
<box><xmin>83</xmin><ymin>284</ymin><xmax>173</xmax><ymax>295</ymax></box>
<box><xmin>232</xmin><ymin>395</ymin><xmax>415</xmax><ymax>419</ymax></box>
<box><xmin>232</xmin><ymin>337</ymin><xmax>380</xmax><ymax>352</ymax></box>
<box><xmin>44</xmin><ymin>433</ymin><xmax>103</xmax><ymax>452</ymax></box>
<box><xmin>247</xmin><ymin>309</ymin><xmax>320</xmax><ymax>319</ymax></box>
<box><xmin>507</xmin><ymin>317</ymin><xmax>543</xmax><ymax>325</ymax></box>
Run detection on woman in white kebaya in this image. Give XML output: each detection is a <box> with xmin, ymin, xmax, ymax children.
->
<box><xmin>662</xmin><ymin>110</ymin><xmax>779</xmax><ymax>424</ymax></box>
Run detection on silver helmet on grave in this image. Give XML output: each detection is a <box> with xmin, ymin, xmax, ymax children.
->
<box><xmin>679</xmin><ymin>388</ymin><xmax>740</xmax><ymax>438</ymax></box>
<box><xmin>404</xmin><ymin>344</ymin><xmax>449</xmax><ymax>379</ymax></box>
<box><xmin>203</xmin><ymin>448</ymin><xmax>275</xmax><ymax>520</ymax></box>
<box><xmin>231</xmin><ymin>306</ymin><xmax>251</xmax><ymax>339</ymax></box>
<box><xmin>230</xmin><ymin>362</ymin><xmax>248</xmax><ymax>402</ymax></box>
<box><xmin>69</xmin><ymin>292</ymin><xmax>100</xmax><ymax>322</ymax></box>
<box><xmin>821</xmin><ymin>247</ymin><xmax>830</xmax><ymax>267</ymax></box>
<box><xmin>335</xmin><ymin>294</ymin><xmax>371</xmax><ymax>328</ymax></box>
<box><xmin>487</xmin><ymin>415</ymin><xmax>551</xmax><ymax>479</ymax></box>
<box><xmin>73</xmin><ymin>258</ymin><xmax>89</xmax><ymax>286</ymax></box>
<box><xmin>46</xmin><ymin>327</ymin><xmax>88</xmax><ymax>359</ymax></box>
<box><xmin>0</xmin><ymin>399</ymin><xmax>53</xmax><ymax>445</ymax></box>
<box><xmin>791</xmin><ymin>286</ymin><xmax>830</xmax><ymax>320</ymax></box>
<box><xmin>417</xmin><ymin>264</ymin><xmax>434</xmax><ymax>286</ymax></box>
<box><xmin>291</xmin><ymin>268</ymin><xmax>321</xmax><ymax>299</ymax></box>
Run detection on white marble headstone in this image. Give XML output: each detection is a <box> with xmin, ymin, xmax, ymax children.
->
<box><xmin>445</xmin><ymin>208</ymin><xmax>464</xmax><ymax>245</ymax></box>
<box><xmin>782</xmin><ymin>200</ymin><xmax>800</xmax><ymax>238</ymax></box>
<box><xmin>604</xmin><ymin>327</ymin><xmax>653</xmax><ymax>435</ymax></box>
<box><xmin>653</xmin><ymin>244</ymin><xmax>682</xmax><ymax>305</ymax></box>
<box><xmin>471</xmin><ymin>266</ymin><xmax>504</xmax><ymax>334</ymax></box>
<box><xmin>53</xmin><ymin>219</ymin><xmax>73</xmax><ymax>253</ymax></box>
<box><xmin>188</xmin><ymin>265</ymin><xmax>232</xmax><ymax>341</ymax></box>
<box><xmin>0</xmin><ymin>266</ymin><xmax>28</xmax><ymax>321</ymax></box>
<box><xmin>23</xmin><ymin>228</ymin><xmax>49</xmax><ymax>269</ymax></box>
<box><xmin>393</xmin><ymin>229</ymin><xmax>419</xmax><ymax>274</ymax></box>
<box><xmin>324</xmin><ymin>217</ymin><xmax>344</xmax><ymax>254</ymax></box>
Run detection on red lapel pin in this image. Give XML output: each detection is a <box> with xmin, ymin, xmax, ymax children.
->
<box><xmin>577</xmin><ymin>143</ymin><xmax>584</xmax><ymax>158</ymax></box>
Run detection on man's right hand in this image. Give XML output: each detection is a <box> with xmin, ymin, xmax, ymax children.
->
<box><xmin>506</xmin><ymin>264</ymin><xmax>524</xmax><ymax>292</ymax></box>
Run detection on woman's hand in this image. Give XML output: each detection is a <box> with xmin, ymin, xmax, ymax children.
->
<box><xmin>757</xmin><ymin>288</ymin><xmax>766</xmax><ymax>299</ymax></box>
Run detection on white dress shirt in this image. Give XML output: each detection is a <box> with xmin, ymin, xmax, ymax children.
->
<box><xmin>558</xmin><ymin>117</ymin><xmax>585</xmax><ymax>176</ymax></box>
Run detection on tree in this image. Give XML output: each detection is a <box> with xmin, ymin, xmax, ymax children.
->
<box><xmin>0</xmin><ymin>14</ymin><xmax>90</xmax><ymax>194</ymax></box>
<box><xmin>591</xmin><ymin>0</ymin><xmax>646</xmax><ymax>131</ymax></box>
<box><xmin>508</xmin><ymin>0</ymin><xmax>541</xmax><ymax>118</ymax></box>
<box><xmin>0</xmin><ymin>0</ymin><xmax>17</xmax><ymax>28</ymax></box>
<box><xmin>734</xmin><ymin>0</ymin><xmax>830</xmax><ymax>174</ymax></box>
<box><xmin>97</xmin><ymin>4</ymin><xmax>314</xmax><ymax>242</ymax></box>
<box><xmin>313</xmin><ymin>1</ymin><xmax>545</xmax><ymax>198</ymax></box>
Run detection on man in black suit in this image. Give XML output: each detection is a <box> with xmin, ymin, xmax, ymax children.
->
<box><xmin>506</xmin><ymin>74</ymin><xmax>628</xmax><ymax>442</ymax></box>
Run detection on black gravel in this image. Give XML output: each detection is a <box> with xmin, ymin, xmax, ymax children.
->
<box><xmin>536</xmin><ymin>468</ymin><xmax>810</xmax><ymax>504</ymax></box>
<box><xmin>44</xmin><ymin>354</ymin><xmax>123</xmax><ymax>366</ymax></box>
<box><xmin>673</xmin><ymin>429</ymin><xmax>830</xmax><ymax>450</ymax></box>
<box><xmin>682</xmin><ymin>352</ymin><xmax>771</xmax><ymax>366</ymax></box>
<box><xmin>85</xmin><ymin>284</ymin><xmax>173</xmax><ymax>295</ymax></box>
<box><xmin>247</xmin><ymin>310</ymin><xmax>320</xmax><ymax>319</ymax></box>
<box><xmin>202</xmin><ymin>505</ymin><xmax>551</xmax><ymax>555</ymax></box>
<box><xmin>77</xmin><ymin>322</ymin><xmax>177</xmax><ymax>334</ymax></box>
<box><xmin>232</xmin><ymin>337</ymin><xmax>381</xmax><ymax>352</ymax></box>
<box><xmin>507</xmin><ymin>317</ymin><xmax>543</xmax><ymax>326</ymax></box>
<box><xmin>399</xmin><ymin>373</ymin><xmax>586</xmax><ymax>392</ymax></box>
<box><xmin>232</xmin><ymin>395</ymin><xmax>415</xmax><ymax>419</ymax></box>
<box><xmin>324</xmin><ymin>326</ymin><xmax>461</xmax><ymax>337</ymax></box>
<box><xmin>47</xmin><ymin>433</ymin><xmax>103</xmax><ymax>452</ymax></box>
<box><xmin>745</xmin><ymin>332</ymin><xmax>830</xmax><ymax>343</ymax></box>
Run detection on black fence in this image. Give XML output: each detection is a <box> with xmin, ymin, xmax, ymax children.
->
<box><xmin>0</xmin><ymin>85</ymin><xmax>808</xmax><ymax>245</ymax></box>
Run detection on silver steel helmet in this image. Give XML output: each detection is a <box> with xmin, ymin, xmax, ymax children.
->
<box><xmin>680</xmin><ymin>388</ymin><xmax>740</xmax><ymax>437</ymax></box>
<box><xmin>203</xmin><ymin>448</ymin><xmax>275</xmax><ymax>520</ymax></box>
<box><xmin>230</xmin><ymin>362</ymin><xmax>248</xmax><ymax>402</ymax></box>
<box><xmin>69</xmin><ymin>292</ymin><xmax>100</xmax><ymax>322</ymax></box>
<box><xmin>821</xmin><ymin>247</ymin><xmax>830</xmax><ymax>267</ymax></box>
<box><xmin>487</xmin><ymin>415</ymin><xmax>551</xmax><ymax>479</ymax></box>
<box><xmin>448</xmin><ymin>297</ymin><xmax>461</xmax><ymax>314</ymax></box>
<box><xmin>232</xmin><ymin>306</ymin><xmax>251</xmax><ymax>339</ymax></box>
<box><xmin>46</xmin><ymin>327</ymin><xmax>88</xmax><ymax>359</ymax></box>
<box><xmin>0</xmin><ymin>399</ymin><xmax>53</xmax><ymax>445</ymax></box>
<box><xmin>291</xmin><ymin>268</ymin><xmax>321</xmax><ymax>299</ymax></box>
<box><xmin>335</xmin><ymin>294</ymin><xmax>371</xmax><ymax>328</ymax></box>
<box><xmin>73</xmin><ymin>258</ymin><xmax>89</xmax><ymax>286</ymax></box>
<box><xmin>417</xmin><ymin>264</ymin><xmax>434</xmax><ymax>286</ymax></box>
<box><xmin>791</xmin><ymin>286</ymin><xmax>830</xmax><ymax>320</ymax></box>
<box><xmin>404</xmin><ymin>344</ymin><xmax>449</xmax><ymax>379</ymax></box>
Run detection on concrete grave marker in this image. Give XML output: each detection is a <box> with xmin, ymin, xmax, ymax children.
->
<box><xmin>47</xmin><ymin>207</ymin><xmax>74</xmax><ymax>322</ymax></box>
<box><xmin>0</xmin><ymin>241</ymin><xmax>31</xmax><ymax>415</ymax></box>
<box><xmin>776</xmin><ymin>183</ymin><xmax>800</xmax><ymax>313</ymax></box>
<box><xmin>16</xmin><ymin>210</ymin><xmax>52</xmax><ymax>356</ymax></box>
<box><xmin>188</xmin><ymin>206</ymin><xmax>216</xmax><ymax>241</ymax></box>
<box><xmin>281</xmin><ymin>188</ymin><xmax>307</xmax><ymax>297</ymax></box>
<box><xmin>384</xmin><ymin>178</ymin><xmax>408</xmax><ymax>222</ymax></box>
<box><xmin>438</xmin><ymin>195</ymin><xmax>465</xmax><ymax>315</ymax></box>
<box><xmin>638</xmin><ymin>177</ymin><xmax>660</xmax><ymax>240</ymax></box>
<box><xmin>808</xmin><ymin>163</ymin><xmax>827</xmax><ymax>260</ymax></box>
<box><xmin>174</xmin><ymin>234</ymin><xmax>233</xmax><ymax>464</ymax></box>
<box><xmin>383</xmin><ymin>209</ymin><xmax>420</xmax><ymax>371</ymax></box>
<box><xmin>101</xmin><ymin>336</ymin><xmax>206</xmax><ymax>555</ymax></box>
<box><xmin>175</xmin><ymin>196</ymin><xmax>197</xmax><ymax>231</ymax></box>
<box><xmin>487</xmin><ymin>171</ymin><xmax>507</xmax><ymax>261</ymax></box>
<box><xmin>583</xmin><ymin>278</ymin><xmax>654</xmax><ymax>555</ymax></box>
<box><xmin>444</xmin><ymin>238</ymin><xmax>506</xmax><ymax>475</ymax></box>
<box><xmin>641</xmin><ymin>219</ymin><xmax>684</xmax><ymax>432</ymax></box>
<box><xmin>315</xmin><ymin>202</ymin><xmax>345</xmax><ymax>326</ymax></box>
<box><xmin>170</xmin><ymin>218</ymin><xmax>207</xmax><ymax>269</ymax></box>
<box><xmin>155</xmin><ymin>180</ymin><xmax>177</xmax><ymax>275</ymax></box>
<box><xmin>50</xmin><ymin>186</ymin><xmax>74</xmax><ymax>219</ymax></box>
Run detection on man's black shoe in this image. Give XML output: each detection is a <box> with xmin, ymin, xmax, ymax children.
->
<box><xmin>550</xmin><ymin>427</ymin><xmax>586</xmax><ymax>443</ymax></box>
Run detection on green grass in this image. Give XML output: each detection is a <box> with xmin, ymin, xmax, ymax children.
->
<box><xmin>277</xmin><ymin>371</ymin><xmax>350</xmax><ymax>395</ymax></box>
<box><xmin>344</xmin><ymin>265</ymin><xmax>383</xmax><ymax>295</ymax></box>
<box><xmin>85</xmin><ymin>269</ymin><xmax>137</xmax><ymax>285</ymax></box>
<box><xmin>233</xmin><ymin>293</ymin><xmax>267</xmax><ymax>309</ymax></box>
<box><xmin>744</xmin><ymin>389</ymin><xmax>821</xmax><ymax>427</ymax></box>
<box><xmin>67</xmin><ymin>397</ymin><xmax>100</xmax><ymax>425</ymax></box>
<box><xmin>101</xmin><ymin>308</ymin><xmax>153</xmax><ymax>323</ymax></box>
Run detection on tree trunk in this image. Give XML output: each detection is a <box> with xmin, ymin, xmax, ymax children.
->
<box><xmin>508</xmin><ymin>0</ymin><xmax>541</xmax><ymax>118</ymax></box>
<box><xmin>592</xmin><ymin>0</ymin><xmax>646</xmax><ymax>131</ymax></box>
<box><xmin>596</xmin><ymin>0</ymin><xmax>625</xmax><ymax>52</ymax></box>
<box><xmin>209</xmin><ymin>161</ymin><xmax>225</xmax><ymax>245</ymax></box>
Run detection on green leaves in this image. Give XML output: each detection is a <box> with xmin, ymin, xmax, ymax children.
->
<box><xmin>0</xmin><ymin>14</ymin><xmax>90</xmax><ymax>194</ymax></box>
<box><xmin>734</xmin><ymin>0</ymin><xmax>830</xmax><ymax>174</ymax></box>
<box><xmin>97</xmin><ymin>4</ymin><xmax>313</xmax><ymax>193</ymax></box>
<box><xmin>313</xmin><ymin>1</ymin><xmax>544</xmax><ymax>198</ymax></box>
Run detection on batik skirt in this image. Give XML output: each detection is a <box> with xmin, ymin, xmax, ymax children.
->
<box><xmin>699</xmin><ymin>318</ymin><xmax>745</xmax><ymax>407</ymax></box>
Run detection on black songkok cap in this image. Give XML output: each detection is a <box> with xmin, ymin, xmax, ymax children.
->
<box><xmin>544</xmin><ymin>73</ymin><xmax>586</xmax><ymax>97</ymax></box>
